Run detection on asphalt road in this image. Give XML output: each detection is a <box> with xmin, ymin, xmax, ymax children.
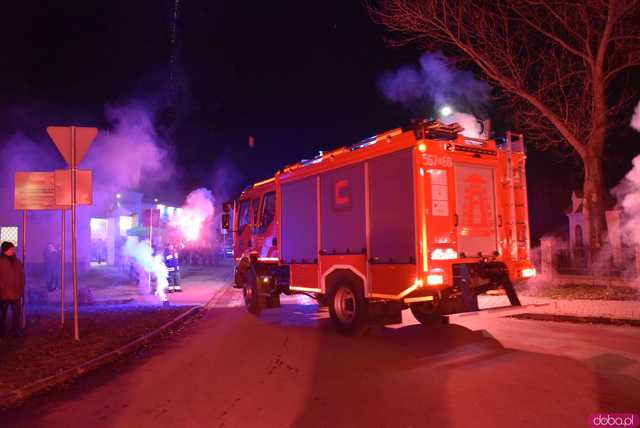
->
<box><xmin>2</xmin><ymin>269</ymin><xmax>640</xmax><ymax>428</ymax></box>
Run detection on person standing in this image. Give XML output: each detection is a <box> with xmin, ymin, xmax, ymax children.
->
<box><xmin>164</xmin><ymin>243</ymin><xmax>182</xmax><ymax>293</ymax></box>
<box><xmin>43</xmin><ymin>243</ymin><xmax>59</xmax><ymax>292</ymax></box>
<box><xmin>96</xmin><ymin>239</ymin><xmax>106</xmax><ymax>264</ymax></box>
<box><xmin>0</xmin><ymin>241</ymin><xmax>25</xmax><ymax>338</ymax></box>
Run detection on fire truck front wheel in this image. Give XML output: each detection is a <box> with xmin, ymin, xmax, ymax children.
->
<box><xmin>243</xmin><ymin>268</ymin><xmax>261</xmax><ymax>315</ymax></box>
<box><xmin>328</xmin><ymin>282</ymin><xmax>367</xmax><ymax>335</ymax></box>
<box><xmin>410</xmin><ymin>302</ymin><xmax>448</xmax><ymax>325</ymax></box>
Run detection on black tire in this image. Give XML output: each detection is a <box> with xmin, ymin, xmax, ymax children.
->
<box><xmin>317</xmin><ymin>295</ymin><xmax>328</xmax><ymax>307</ymax></box>
<box><xmin>243</xmin><ymin>267</ymin><xmax>261</xmax><ymax>315</ymax></box>
<box><xmin>410</xmin><ymin>302</ymin><xmax>442</xmax><ymax>325</ymax></box>
<box><xmin>328</xmin><ymin>282</ymin><xmax>367</xmax><ymax>335</ymax></box>
<box><xmin>410</xmin><ymin>301</ymin><xmax>448</xmax><ymax>325</ymax></box>
<box><xmin>266</xmin><ymin>292</ymin><xmax>281</xmax><ymax>309</ymax></box>
<box><xmin>234</xmin><ymin>261</ymin><xmax>248</xmax><ymax>289</ymax></box>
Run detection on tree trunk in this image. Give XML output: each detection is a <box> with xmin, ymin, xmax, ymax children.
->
<box><xmin>582</xmin><ymin>151</ymin><xmax>608</xmax><ymax>250</ymax></box>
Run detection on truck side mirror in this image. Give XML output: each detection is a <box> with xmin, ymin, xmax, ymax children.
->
<box><xmin>221</xmin><ymin>213</ymin><xmax>230</xmax><ymax>230</ymax></box>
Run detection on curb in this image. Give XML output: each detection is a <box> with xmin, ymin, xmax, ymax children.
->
<box><xmin>447</xmin><ymin>303</ymin><xmax>550</xmax><ymax>321</ymax></box>
<box><xmin>510</xmin><ymin>313</ymin><xmax>640</xmax><ymax>327</ymax></box>
<box><xmin>0</xmin><ymin>284</ymin><xmax>232</xmax><ymax>408</ymax></box>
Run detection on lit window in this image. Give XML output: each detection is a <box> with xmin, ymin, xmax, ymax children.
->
<box><xmin>119</xmin><ymin>216</ymin><xmax>133</xmax><ymax>236</ymax></box>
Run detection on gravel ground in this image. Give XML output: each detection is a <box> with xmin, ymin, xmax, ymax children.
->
<box><xmin>517</xmin><ymin>282</ymin><xmax>640</xmax><ymax>301</ymax></box>
<box><xmin>0</xmin><ymin>303</ymin><xmax>194</xmax><ymax>395</ymax></box>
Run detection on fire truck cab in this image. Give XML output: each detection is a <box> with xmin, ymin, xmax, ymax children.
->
<box><xmin>224</xmin><ymin>120</ymin><xmax>535</xmax><ymax>334</ymax></box>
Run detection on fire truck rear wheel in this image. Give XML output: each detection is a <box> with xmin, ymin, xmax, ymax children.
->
<box><xmin>234</xmin><ymin>268</ymin><xmax>245</xmax><ymax>289</ymax></box>
<box><xmin>328</xmin><ymin>282</ymin><xmax>367</xmax><ymax>335</ymax></box>
<box><xmin>410</xmin><ymin>302</ymin><xmax>447</xmax><ymax>325</ymax></box>
<box><xmin>243</xmin><ymin>268</ymin><xmax>261</xmax><ymax>315</ymax></box>
<box><xmin>266</xmin><ymin>292</ymin><xmax>281</xmax><ymax>308</ymax></box>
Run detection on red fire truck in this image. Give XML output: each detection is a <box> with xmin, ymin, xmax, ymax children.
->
<box><xmin>222</xmin><ymin>120</ymin><xmax>535</xmax><ymax>333</ymax></box>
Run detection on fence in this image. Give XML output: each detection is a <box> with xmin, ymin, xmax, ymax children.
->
<box><xmin>540</xmin><ymin>237</ymin><xmax>640</xmax><ymax>280</ymax></box>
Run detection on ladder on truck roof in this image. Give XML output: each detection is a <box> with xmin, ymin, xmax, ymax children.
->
<box><xmin>503</xmin><ymin>131</ymin><xmax>531</xmax><ymax>262</ymax></box>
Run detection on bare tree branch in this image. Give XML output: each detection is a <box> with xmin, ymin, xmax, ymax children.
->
<box><xmin>368</xmin><ymin>0</ymin><xmax>640</xmax><ymax>247</ymax></box>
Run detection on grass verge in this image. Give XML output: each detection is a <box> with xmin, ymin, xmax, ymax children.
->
<box><xmin>517</xmin><ymin>283</ymin><xmax>639</xmax><ymax>301</ymax></box>
<box><xmin>0</xmin><ymin>303</ymin><xmax>194</xmax><ymax>396</ymax></box>
<box><xmin>510</xmin><ymin>313</ymin><xmax>640</xmax><ymax>327</ymax></box>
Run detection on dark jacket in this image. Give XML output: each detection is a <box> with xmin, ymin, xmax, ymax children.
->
<box><xmin>43</xmin><ymin>247</ymin><xmax>59</xmax><ymax>274</ymax></box>
<box><xmin>0</xmin><ymin>256</ymin><xmax>25</xmax><ymax>300</ymax></box>
<box><xmin>164</xmin><ymin>249</ymin><xmax>180</xmax><ymax>272</ymax></box>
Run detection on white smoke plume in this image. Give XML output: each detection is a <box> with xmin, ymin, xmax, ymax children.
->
<box><xmin>608</xmin><ymin>154</ymin><xmax>640</xmax><ymax>284</ymax></box>
<box><xmin>378</xmin><ymin>51</ymin><xmax>490</xmax><ymax>125</ymax></box>
<box><xmin>122</xmin><ymin>236</ymin><xmax>169</xmax><ymax>302</ymax></box>
<box><xmin>379</xmin><ymin>52</ymin><xmax>491</xmax><ymax>109</ymax></box>
<box><xmin>442</xmin><ymin>112</ymin><xmax>484</xmax><ymax>139</ymax></box>
<box><xmin>632</xmin><ymin>100</ymin><xmax>640</xmax><ymax>132</ymax></box>
<box><xmin>616</xmin><ymin>157</ymin><xmax>640</xmax><ymax>245</ymax></box>
<box><xmin>615</xmin><ymin>101</ymin><xmax>640</xmax><ymax>248</ymax></box>
<box><xmin>177</xmin><ymin>188</ymin><xmax>215</xmax><ymax>242</ymax></box>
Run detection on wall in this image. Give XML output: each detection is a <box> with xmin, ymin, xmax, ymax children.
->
<box><xmin>0</xmin><ymin>187</ymin><xmax>91</xmax><ymax>274</ymax></box>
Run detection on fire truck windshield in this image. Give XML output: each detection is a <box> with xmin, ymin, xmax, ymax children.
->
<box><xmin>260</xmin><ymin>192</ymin><xmax>276</xmax><ymax>229</ymax></box>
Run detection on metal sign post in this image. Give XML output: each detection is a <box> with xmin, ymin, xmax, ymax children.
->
<box><xmin>148</xmin><ymin>218</ymin><xmax>153</xmax><ymax>294</ymax></box>
<box><xmin>21</xmin><ymin>210</ymin><xmax>27</xmax><ymax>330</ymax></box>
<box><xmin>60</xmin><ymin>208</ymin><xmax>65</xmax><ymax>328</ymax></box>
<box><xmin>71</xmin><ymin>126</ymin><xmax>79</xmax><ymax>341</ymax></box>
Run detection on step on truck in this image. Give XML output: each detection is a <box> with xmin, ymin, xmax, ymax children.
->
<box><xmin>222</xmin><ymin>120</ymin><xmax>536</xmax><ymax>334</ymax></box>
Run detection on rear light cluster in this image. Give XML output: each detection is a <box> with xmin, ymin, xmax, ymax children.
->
<box><xmin>426</xmin><ymin>273</ymin><xmax>444</xmax><ymax>286</ymax></box>
<box><xmin>413</xmin><ymin>273</ymin><xmax>444</xmax><ymax>288</ymax></box>
<box><xmin>430</xmin><ymin>248</ymin><xmax>458</xmax><ymax>260</ymax></box>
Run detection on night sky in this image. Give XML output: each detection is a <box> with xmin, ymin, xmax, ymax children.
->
<box><xmin>1</xmin><ymin>1</ymin><xmax>639</xmax><ymax>242</ymax></box>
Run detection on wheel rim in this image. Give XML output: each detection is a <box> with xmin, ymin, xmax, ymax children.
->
<box><xmin>334</xmin><ymin>287</ymin><xmax>356</xmax><ymax>324</ymax></box>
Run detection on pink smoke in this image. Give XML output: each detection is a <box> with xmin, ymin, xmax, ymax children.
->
<box><xmin>176</xmin><ymin>188</ymin><xmax>215</xmax><ymax>242</ymax></box>
<box><xmin>81</xmin><ymin>102</ymin><xmax>173</xmax><ymax>193</ymax></box>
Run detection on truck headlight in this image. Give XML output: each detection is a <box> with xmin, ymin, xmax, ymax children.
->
<box><xmin>522</xmin><ymin>268</ymin><xmax>536</xmax><ymax>278</ymax></box>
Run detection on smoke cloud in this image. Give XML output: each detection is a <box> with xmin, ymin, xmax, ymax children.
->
<box><xmin>442</xmin><ymin>112</ymin><xmax>484</xmax><ymax>139</ymax></box>
<box><xmin>379</xmin><ymin>51</ymin><xmax>491</xmax><ymax>116</ymax></box>
<box><xmin>122</xmin><ymin>236</ymin><xmax>169</xmax><ymax>302</ymax></box>
<box><xmin>614</xmin><ymin>156</ymin><xmax>640</xmax><ymax>245</ymax></box>
<box><xmin>632</xmin><ymin>100</ymin><xmax>640</xmax><ymax>132</ymax></box>
<box><xmin>614</xmin><ymin>102</ymin><xmax>640</xmax><ymax>248</ymax></box>
<box><xmin>177</xmin><ymin>188</ymin><xmax>215</xmax><ymax>242</ymax></box>
<box><xmin>81</xmin><ymin>102</ymin><xmax>173</xmax><ymax>194</ymax></box>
